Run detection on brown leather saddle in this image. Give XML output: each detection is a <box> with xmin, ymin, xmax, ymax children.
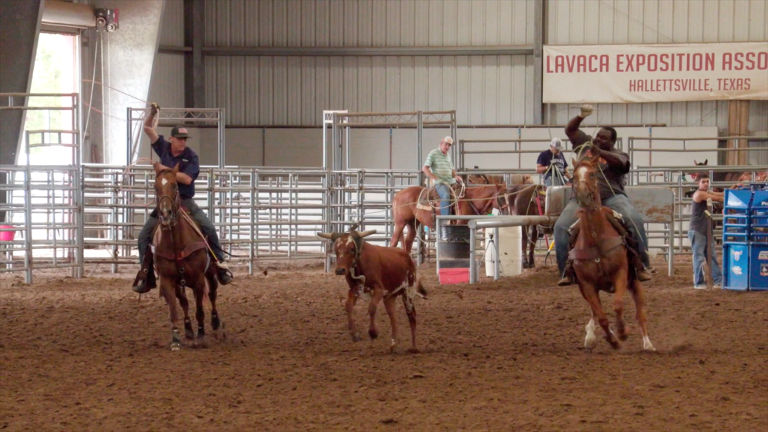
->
<box><xmin>416</xmin><ymin>184</ymin><xmax>462</xmax><ymax>215</ymax></box>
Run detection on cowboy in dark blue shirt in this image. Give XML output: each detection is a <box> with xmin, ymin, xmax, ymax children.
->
<box><xmin>132</xmin><ymin>105</ymin><xmax>233</xmax><ymax>293</ymax></box>
<box><xmin>536</xmin><ymin>138</ymin><xmax>570</xmax><ymax>186</ymax></box>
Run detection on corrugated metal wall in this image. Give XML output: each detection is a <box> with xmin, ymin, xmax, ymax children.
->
<box><xmin>150</xmin><ymin>0</ymin><xmax>766</xmax><ymax>131</ymax></box>
<box><xmin>203</xmin><ymin>0</ymin><xmax>535</xmax><ymax>125</ymax></box>
<box><xmin>204</xmin><ymin>0</ymin><xmax>533</xmax><ymax>47</ymax></box>
<box><xmin>149</xmin><ymin>0</ymin><xmax>185</xmax><ymax>108</ymax></box>
<box><xmin>547</xmin><ymin>0</ymin><xmax>768</xmax><ymax>131</ymax></box>
<box><xmin>205</xmin><ymin>55</ymin><xmax>534</xmax><ymax>125</ymax></box>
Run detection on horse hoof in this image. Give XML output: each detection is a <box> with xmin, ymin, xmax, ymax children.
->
<box><xmin>584</xmin><ymin>336</ymin><xmax>597</xmax><ymax>350</ymax></box>
<box><xmin>351</xmin><ymin>333</ymin><xmax>362</xmax><ymax>343</ymax></box>
<box><xmin>195</xmin><ymin>336</ymin><xmax>208</xmax><ymax>348</ymax></box>
<box><xmin>643</xmin><ymin>337</ymin><xmax>655</xmax><ymax>352</ymax></box>
<box><xmin>170</xmin><ymin>343</ymin><xmax>181</xmax><ymax>351</ymax></box>
<box><xmin>211</xmin><ymin>316</ymin><xmax>221</xmax><ymax>331</ymax></box>
<box><xmin>185</xmin><ymin>329</ymin><xmax>195</xmax><ymax>341</ymax></box>
<box><xmin>368</xmin><ymin>329</ymin><xmax>378</xmax><ymax>340</ymax></box>
<box><xmin>407</xmin><ymin>347</ymin><xmax>420</xmax><ymax>354</ymax></box>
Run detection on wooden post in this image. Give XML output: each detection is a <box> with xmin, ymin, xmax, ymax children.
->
<box><xmin>704</xmin><ymin>198</ymin><xmax>715</xmax><ymax>289</ymax></box>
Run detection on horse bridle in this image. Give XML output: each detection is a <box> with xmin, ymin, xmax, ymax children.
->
<box><xmin>156</xmin><ymin>174</ymin><xmax>181</xmax><ymax>229</ymax></box>
<box><xmin>572</xmin><ymin>143</ymin><xmax>601</xmax><ymax>211</ymax></box>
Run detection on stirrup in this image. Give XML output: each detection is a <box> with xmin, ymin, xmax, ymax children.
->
<box><xmin>215</xmin><ymin>262</ymin><xmax>233</xmax><ymax>285</ymax></box>
<box><xmin>132</xmin><ymin>278</ymin><xmax>154</xmax><ymax>294</ymax></box>
<box><xmin>557</xmin><ymin>275</ymin><xmax>574</xmax><ymax>286</ymax></box>
<box><xmin>637</xmin><ymin>268</ymin><xmax>652</xmax><ymax>282</ymax></box>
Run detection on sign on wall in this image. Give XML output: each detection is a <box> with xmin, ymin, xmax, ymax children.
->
<box><xmin>543</xmin><ymin>42</ymin><xmax>768</xmax><ymax>103</ymax></box>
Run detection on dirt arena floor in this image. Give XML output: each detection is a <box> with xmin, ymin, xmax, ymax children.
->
<box><xmin>1</xmin><ymin>256</ymin><xmax>766</xmax><ymax>431</ymax></box>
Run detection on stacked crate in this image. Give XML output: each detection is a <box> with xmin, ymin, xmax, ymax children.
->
<box><xmin>722</xmin><ymin>186</ymin><xmax>768</xmax><ymax>291</ymax></box>
<box><xmin>747</xmin><ymin>189</ymin><xmax>768</xmax><ymax>291</ymax></box>
<box><xmin>722</xmin><ymin>189</ymin><xmax>750</xmax><ymax>290</ymax></box>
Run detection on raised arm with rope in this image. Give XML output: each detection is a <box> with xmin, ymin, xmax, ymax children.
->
<box><xmin>132</xmin><ymin>103</ymin><xmax>233</xmax><ymax>294</ymax></box>
<box><xmin>554</xmin><ymin>104</ymin><xmax>653</xmax><ymax>286</ymax></box>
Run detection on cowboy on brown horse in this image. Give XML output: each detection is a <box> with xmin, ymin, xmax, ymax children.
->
<box><xmin>132</xmin><ymin>104</ymin><xmax>233</xmax><ymax>294</ymax></box>
<box><xmin>554</xmin><ymin>104</ymin><xmax>653</xmax><ymax>286</ymax></box>
<box><xmin>422</xmin><ymin>136</ymin><xmax>464</xmax><ymax>218</ymax></box>
<box><xmin>570</xmin><ymin>148</ymin><xmax>655</xmax><ymax>351</ymax></box>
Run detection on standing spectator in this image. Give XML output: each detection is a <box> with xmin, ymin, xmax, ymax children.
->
<box><xmin>536</xmin><ymin>138</ymin><xmax>569</xmax><ymax>186</ymax></box>
<box><xmin>688</xmin><ymin>174</ymin><xmax>724</xmax><ymax>289</ymax></box>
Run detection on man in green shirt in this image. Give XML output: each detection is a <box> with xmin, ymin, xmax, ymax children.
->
<box><xmin>422</xmin><ymin>136</ymin><xmax>463</xmax><ymax>216</ymax></box>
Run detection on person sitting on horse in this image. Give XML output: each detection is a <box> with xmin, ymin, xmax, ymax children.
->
<box><xmin>554</xmin><ymin>104</ymin><xmax>653</xmax><ymax>286</ymax></box>
<box><xmin>422</xmin><ymin>136</ymin><xmax>463</xmax><ymax>217</ymax></box>
<box><xmin>132</xmin><ymin>104</ymin><xmax>233</xmax><ymax>294</ymax></box>
<box><xmin>536</xmin><ymin>137</ymin><xmax>570</xmax><ymax>186</ymax></box>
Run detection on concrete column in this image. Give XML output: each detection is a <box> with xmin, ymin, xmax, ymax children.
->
<box><xmin>84</xmin><ymin>0</ymin><xmax>164</xmax><ymax>165</ymax></box>
<box><xmin>0</xmin><ymin>0</ymin><xmax>44</xmax><ymax>166</ymax></box>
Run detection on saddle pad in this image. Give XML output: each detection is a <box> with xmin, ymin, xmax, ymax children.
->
<box><xmin>417</xmin><ymin>187</ymin><xmax>437</xmax><ymax>212</ymax></box>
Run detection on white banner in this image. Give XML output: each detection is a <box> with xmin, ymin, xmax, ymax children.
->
<box><xmin>543</xmin><ymin>42</ymin><xmax>768</xmax><ymax>103</ymax></box>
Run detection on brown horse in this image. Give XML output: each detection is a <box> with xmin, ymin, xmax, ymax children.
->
<box><xmin>390</xmin><ymin>184</ymin><xmax>507</xmax><ymax>253</ymax></box>
<box><xmin>153</xmin><ymin>164</ymin><xmax>222</xmax><ymax>350</ymax></box>
<box><xmin>467</xmin><ymin>169</ymin><xmax>534</xmax><ymax>186</ymax></box>
<box><xmin>504</xmin><ymin>184</ymin><xmax>547</xmax><ymax>268</ymax></box>
<box><xmin>570</xmin><ymin>149</ymin><xmax>654</xmax><ymax>351</ymax></box>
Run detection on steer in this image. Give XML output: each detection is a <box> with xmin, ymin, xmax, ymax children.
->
<box><xmin>317</xmin><ymin>228</ymin><xmax>427</xmax><ymax>353</ymax></box>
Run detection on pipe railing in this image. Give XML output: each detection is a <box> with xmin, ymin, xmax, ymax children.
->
<box><xmin>467</xmin><ymin>216</ymin><xmax>558</xmax><ymax>283</ymax></box>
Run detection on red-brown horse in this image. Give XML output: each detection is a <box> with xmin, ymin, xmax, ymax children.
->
<box><xmin>153</xmin><ymin>164</ymin><xmax>222</xmax><ymax>350</ymax></box>
<box><xmin>390</xmin><ymin>184</ymin><xmax>507</xmax><ymax>253</ymax></box>
<box><xmin>570</xmin><ymin>149</ymin><xmax>654</xmax><ymax>351</ymax></box>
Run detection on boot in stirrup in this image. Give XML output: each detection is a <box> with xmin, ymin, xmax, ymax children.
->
<box><xmin>215</xmin><ymin>261</ymin><xmax>233</xmax><ymax>285</ymax></box>
<box><xmin>132</xmin><ymin>249</ymin><xmax>157</xmax><ymax>294</ymax></box>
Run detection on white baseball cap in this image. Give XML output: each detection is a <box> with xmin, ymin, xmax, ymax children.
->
<box><xmin>550</xmin><ymin>137</ymin><xmax>563</xmax><ymax>149</ymax></box>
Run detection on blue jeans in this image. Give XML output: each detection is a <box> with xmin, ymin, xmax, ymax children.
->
<box><xmin>435</xmin><ymin>183</ymin><xmax>451</xmax><ymax>216</ymax></box>
<box><xmin>138</xmin><ymin>198</ymin><xmax>224</xmax><ymax>264</ymax></box>
<box><xmin>688</xmin><ymin>230</ymin><xmax>722</xmax><ymax>286</ymax></box>
<box><xmin>554</xmin><ymin>193</ymin><xmax>650</xmax><ymax>274</ymax></box>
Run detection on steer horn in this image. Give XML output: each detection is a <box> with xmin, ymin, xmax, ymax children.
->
<box><xmin>354</xmin><ymin>229</ymin><xmax>376</xmax><ymax>238</ymax></box>
<box><xmin>316</xmin><ymin>232</ymin><xmax>341</xmax><ymax>241</ymax></box>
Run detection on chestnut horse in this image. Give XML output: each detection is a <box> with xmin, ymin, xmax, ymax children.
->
<box><xmin>390</xmin><ymin>184</ymin><xmax>507</xmax><ymax>253</ymax></box>
<box><xmin>504</xmin><ymin>184</ymin><xmax>547</xmax><ymax>268</ymax></box>
<box><xmin>570</xmin><ymin>148</ymin><xmax>654</xmax><ymax>351</ymax></box>
<box><xmin>467</xmin><ymin>170</ymin><xmax>534</xmax><ymax>186</ymax></box>
<box><xmin>153</xmin><ymin>164</ymin><xmax>222</xmax><ymax>350</ymax></box>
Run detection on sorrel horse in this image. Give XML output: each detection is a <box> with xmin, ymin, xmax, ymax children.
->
<box><xmin>390</xmin><ymin>184</ymin><xmax>507</xmax><ymax>253</ymax></box>
<box><xmin>467</xmin><ymin>170</ymin><xmax>534</xmax><ymax>186</ymax></box>
<box><xmin>153</xmin><ymin>164</ymin><xmax>222</xmax><ymax>350</ymax></box>
<box><xmin>504</xmin><ymin>184</ymin><xmax>547</xmax><ymax>268</ymax></box>
<box><xmin>570</xmin><ymin>148</ymin><xmax>655</xmax><ymax>351</ymax></box>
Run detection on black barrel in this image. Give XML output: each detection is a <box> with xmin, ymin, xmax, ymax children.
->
<box><xmin>439</xmin><ymin>225</ymin><xmax>471</xmax><ymax>259</ymax></box>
